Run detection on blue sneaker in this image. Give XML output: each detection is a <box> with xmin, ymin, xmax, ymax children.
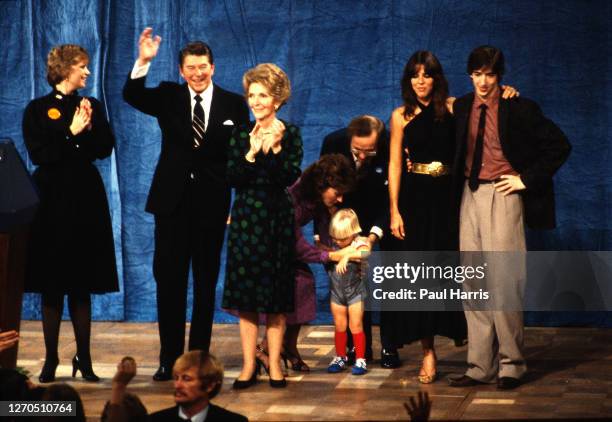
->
<box><xmin>352</xmin><ymin>358</ymin><xmax>367</xmax><ymax>375</ymax></box>
<box><xmin>327</xmin><ymin>356</ymin><xmax>348</xmax><ymax>373</ymax></box>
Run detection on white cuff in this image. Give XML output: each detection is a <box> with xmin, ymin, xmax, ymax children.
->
<box><xmin>370</xmin><ymin>226</ymin><xmax>383</xmax><ymax>239</ymax></box>
<box><xmin>130</xmin><ymin>61</ymin><xmax>150</xmax><ymax>79</ymax></box>
<box><xmin>313</xmin><ymin>234</ymin><xmax>320</xmax><ymax>242</ymax></box>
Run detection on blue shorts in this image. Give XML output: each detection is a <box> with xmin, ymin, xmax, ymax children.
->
<box><xmin>328</xmin><ymin>262</ymin><xmax>367</xmax><ymax>306</ymax></box>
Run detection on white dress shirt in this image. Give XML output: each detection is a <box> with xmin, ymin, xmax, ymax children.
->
<box><xmin>178</xmin><ymin>404</ymin><xmax>209</xmax><ymax>422</ymax></box>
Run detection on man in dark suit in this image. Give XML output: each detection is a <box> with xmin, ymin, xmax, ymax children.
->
<box><xmin>320</xmin><ymin>115</ymin><xmax>399</xmax><ymax>367</ymax></box>
<box><xmin>149</xmin><ymin>351</ymin><xmax>247</xmax><ymax>422</ymax></box>
<box><xmin>447</xmin><ymin>46</ymin><xmax>570</xmax><ymax>390</ymax></box>
<box><xmin>123</xmin><ymin>28</ymin><xmax>249</xmax><ymax>381</ymax></box>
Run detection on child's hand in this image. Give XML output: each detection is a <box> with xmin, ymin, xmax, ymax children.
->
<box><xmin>336</xmin><ymin>256</ymin><xmax>349</xmax><ymax>274</ymax></box>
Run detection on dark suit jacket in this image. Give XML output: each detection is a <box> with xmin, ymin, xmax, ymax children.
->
<box><xmin>149</xmin><ymin>404</ymin><xmax>248</xmax><ymax>422</ymax></box>
<box><xmin>123</xmin><ymin>76</ymin><xmax>249</xmax><ymax>224</ymax></box>
<box><xmin>320</xmin><ymin>128</ymin><xmax>390</xmax><ymax>239</ymax></box>
<box><xmin>452</xmin><ymin>93</ymin><xmax>571</xmax><ymax>229</ymax></box>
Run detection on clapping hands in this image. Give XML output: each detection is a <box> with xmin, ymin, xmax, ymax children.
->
<box><xmin>261</xmin><ymin>119</ymin><xmax>285</xmax><ymax>154</ymax></box>
<box><xmin>69</xmin><ymin>98</ymin><xmax>92</xmax><ymax>136</ymax></box>
<box><xmin>246</xmin><ymin>119</ymin><xmax>286</xmax><ymax>162</ymax></box>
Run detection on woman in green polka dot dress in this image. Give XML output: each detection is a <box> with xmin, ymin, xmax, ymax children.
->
<box><xmin>223</xmin><ymin>63</ymin><xmax>302</xmax><ymax>389</ymax></box>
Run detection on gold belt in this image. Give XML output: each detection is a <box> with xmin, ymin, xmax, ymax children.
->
<box><xmin>410</xmin><ymin>161</ymin><xmax>450</xmax><ymax>177</ymax></box>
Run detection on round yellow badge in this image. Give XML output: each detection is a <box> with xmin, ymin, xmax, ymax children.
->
<box><xmin>47</xmin><ymin>108</ymin><xmax>61</xmax><ymax>120</ymax></box>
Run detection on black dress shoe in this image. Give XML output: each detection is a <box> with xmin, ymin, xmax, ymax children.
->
<box><xmin>497</xmin><ymin>376</ymin><xmax>521</xmax><ymax>390</ymax></box>
<box><xmin>153</xmin><ymin>365</ymin><xmax>173</xmax><ymax>381</ymax></box>
<box><xmin>447</xmin><ymin>374</ymin><xmax>483</xmax><ymax>387</ymax></box>
<box><xmin>380</xmin><ymin>349</ymin><xmax>401</xmax><ymax>369</ymax></box>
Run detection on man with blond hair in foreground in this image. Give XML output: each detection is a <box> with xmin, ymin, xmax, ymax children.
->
<box><xmin>150</xmin><ymin>351</ymin><xmax>247</xmax><ymax>421</ymax></box>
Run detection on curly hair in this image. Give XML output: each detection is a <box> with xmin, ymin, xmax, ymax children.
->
<box><xmin>46</xmin><ymin>44</ymin><xmax>89</xmax><ymax>87</ymax></box>
<box><xmin>400</xmin><ymin>51</ymin><xmax>449</xmax><ymax>122</ymax></box>
<box><xmin>243</xmin><ymin>63</ymin><xmax>291</xmax><ymax>108</ymax></box>
<box><xmin>298</xmin><ymin>154</ymin><xmax>356</xmax><ymax>205</ymax></box>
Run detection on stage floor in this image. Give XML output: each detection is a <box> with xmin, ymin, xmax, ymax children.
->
<box><xmin>16</xmin><ymin>321</ymin><xmax>612</xmax><ymax>421</ymax></box>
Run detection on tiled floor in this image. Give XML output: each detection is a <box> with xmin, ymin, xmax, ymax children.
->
<box><xmin>15</xmin><ymin>321</ymin><xmax>612</xmax><ymax>421</ymax></box>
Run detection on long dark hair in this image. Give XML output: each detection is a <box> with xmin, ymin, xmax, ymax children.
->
<box><xmin>400</xmin><ymin>51</ymin><xmax>449</xmax><ymax>121</ymax></box>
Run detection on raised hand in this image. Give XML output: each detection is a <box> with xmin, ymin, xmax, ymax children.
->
<box><xmin>403</xmin><ymin>391</ymin><xmax>431</xmax><ymax>421</ymax></box>
<box><xmin>0</xmin><ymin>330</ymin><xmax>19</xmax><ymax>353</ymax></box>
<box><xmin>112</xmin><ymin>356</ymin><xmax>137</xmax><ymax>387</ymax></box>
<box><xmin>137</xmin><ymin>27</ymin><xmax>162</xmax><ymax>66</ymax></box>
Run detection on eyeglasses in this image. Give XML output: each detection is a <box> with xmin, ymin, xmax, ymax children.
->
<box><xmin>350</xmin><ymin>147</ymin><xmax>377</xmax><ymax>157</ymax></box>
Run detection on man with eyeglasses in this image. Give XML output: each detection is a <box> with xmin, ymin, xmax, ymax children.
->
<box><xmin>319</xmin><ymin>115</ymin><xmax>391</xmax><ymax>365</ymax></box>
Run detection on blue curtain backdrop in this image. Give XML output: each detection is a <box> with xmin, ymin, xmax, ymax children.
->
<box><xmin>1</xmin><ymin>0</ymin><xmax>610</xmax><ymax>326</ymax></box>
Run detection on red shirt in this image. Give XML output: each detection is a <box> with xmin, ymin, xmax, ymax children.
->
<box><xmin>464</xmin><ymin>87</ymin><xmax>517</xmax><ymax>180</ymax></box>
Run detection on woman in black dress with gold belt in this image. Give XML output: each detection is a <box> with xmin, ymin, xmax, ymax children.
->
<box><xmin>387</xmin><ymin>51</ymin><xmax>467</xmax><ymax>384</ymax></box>
<box><xmin>22</xmin><ymin>45</ymin><xmax>118</xmax><ymax>383</ymax></box>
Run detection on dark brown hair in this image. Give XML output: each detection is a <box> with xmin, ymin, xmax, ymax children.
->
<box><xmin>467</xmin><ymin>45</ymin><xmax>505</xmax><ymax>80</ymax></box>
<box><xmin>400</xmin><ymin>51</ymin><xmax>449</xmax><ymax>121</ymax></box>
<box><xmin>299</xmin><ymin>154</ymin><xmax>356</xmax><ymax>204</ymax></box>
<box><xmin>179</xmin><ymin>41</ymin><xmax>214</xmax><ymax>66</ymax></box>
<box><xmin>347</xmin><ymin>115</ymin><xmax>384</xmax><ymax>139</ymax></box>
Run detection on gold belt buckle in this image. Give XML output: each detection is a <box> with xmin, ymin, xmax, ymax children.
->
<box><xmin>427</xmin><ymin>161</ymin><xmax>444</xmax><ymax>177</ymax></box>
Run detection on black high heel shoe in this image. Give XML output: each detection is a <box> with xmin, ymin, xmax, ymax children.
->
<box><xmin>72</xmin><ymin>355</ymin><xmax>100</xmax><ymax>382</ymax></box>
<box><xmin>233</xmin><ymin>362</ymin><xmax>260</xmax><ymax>390</ymax></box>
<box><xmin>255</xmin><ymin>356</ymin><xmax>269</xmax><ymax>375</ymax></box>
<box><xmin>269</xmin><ymin>375</ymin><xmax>287</xmax><ymax>388</ymax></box>
<box><xmin>39</xmin><ymin>358</ymin><xmax>59</xmax><ymax>383</ymax></box>
<box><xmin>281</xmin><ymin>350</ymin><xmax>310</xmax><ymax>373</ymax></box>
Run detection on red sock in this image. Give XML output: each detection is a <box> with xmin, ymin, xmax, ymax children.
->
<box><xmin>353</xmin><ymin>331</ymin><xmax>366</xmax><ymax>360</ymax></box>
<box><xmin>335</xmin><ymin>331</ymin><xmax>347</xmax><ymax>357</ymax></box>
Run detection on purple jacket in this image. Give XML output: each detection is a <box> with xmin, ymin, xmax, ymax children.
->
<box><xmin>289</xmin><ymin>181</ymin><xmax>329</xmax><ymax>264</ymax></box>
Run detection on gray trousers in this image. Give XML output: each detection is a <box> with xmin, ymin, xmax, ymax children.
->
<box><xmin>459</xmin><ymin>181</ymin><xmax>527</xmax><ymax>382</ymax></box>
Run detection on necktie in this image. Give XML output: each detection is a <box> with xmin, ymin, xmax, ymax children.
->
<box><xmin>468</xmin><ymin>103</ymin><xmax>488</xmax><ymax>191</ymax></box>
<box><xmin>193</xmin><ymin>95</ymin><xmax>205</xmax><ymax>148</ymax></box>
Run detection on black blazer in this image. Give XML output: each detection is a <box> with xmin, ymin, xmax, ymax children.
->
<box><xmin>452</xmin><ymin>93</ymin><xmax>571</xmax><ymax>229</ymax></box>
<box><xmin>123</xmin><ymin>76</ymin><xmax>249</xmax><ymax>223</ymax></box>
<box><xmin>149</xmin><ymin>404</ymin><xmax>248</xmax><ymax>422</ymax></box>
<box><xmin>320</xmin><ymin>128</ymin><xmax>390</xmax><ymax>237</ymax></box>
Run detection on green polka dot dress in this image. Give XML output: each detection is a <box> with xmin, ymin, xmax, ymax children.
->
<box><xmin>223</xmin><ymin>122</ymin><xmax>303</xmax><ymax>313</ymax></box>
